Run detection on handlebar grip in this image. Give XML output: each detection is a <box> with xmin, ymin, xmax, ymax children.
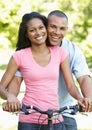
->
<box><xmin>78</xmin><ymin>105</ymin><xmax>82</xmax><ymax>112</ymax></box>
<box><xmin>70</xmin><ymin>104</ymin><xmax>82</xmax><ymax>115</ymax></box>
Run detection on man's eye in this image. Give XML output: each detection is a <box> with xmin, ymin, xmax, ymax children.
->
<box><xmin>51</xmin><ymin>25</ymin><xmax>55</xmax><ymax>28</ymax></box>
<box><xmin>61</xmin><ymin>27</ymin><xmax>68</xmax><ymax>31</ymax></box>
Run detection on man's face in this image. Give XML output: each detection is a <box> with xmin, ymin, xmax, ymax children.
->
<box><xmin>47</xmin><ymin>15</ymin><xmax>68</xmax><ymax>46</ymax></box>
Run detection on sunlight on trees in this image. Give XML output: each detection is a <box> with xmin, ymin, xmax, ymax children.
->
<box><xmin>0</xmin><ymin>0</ymin><xmax>92</xmax><ymax>67</ymax></box>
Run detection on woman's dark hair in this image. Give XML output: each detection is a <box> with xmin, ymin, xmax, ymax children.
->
<box><xmin>16</xmin><ymin>12</ymin><xmax>50</xmax><ymax>51</ymax></box>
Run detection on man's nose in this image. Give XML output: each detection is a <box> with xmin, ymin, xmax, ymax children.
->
<box><xmin>55</xmin><ymin>28</ymin><xmax>61</xmax><ymax>34</ymax></box>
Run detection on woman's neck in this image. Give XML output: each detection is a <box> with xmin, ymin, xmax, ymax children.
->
<box><xmin>31</xmin><ymin>44</ymin><xmax>48</xmax><ymax>54</ymax></box>
<box><xmin>31</xmin><ymin>44</ymin><xmax>51</xmax><ymax>67</ymax></box>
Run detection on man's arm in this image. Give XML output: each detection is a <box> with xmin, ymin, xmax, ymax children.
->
<box><xmin>7</xmin><ymin>76</ymin><xmax>23</xmax><ymax>97</ymax></box>
<box><xmin>2</xmin><ymin>76</ymin><xmax>22</xmax><ymax>99</ymax></box>
<box><xmin>78</xmin><ymin>75</ymin><xmax>92</xmax><ymax>98</ymax></box>
<box><xmin>7</xmin><ymin>70</ymin><xmax>23</xmax><ymax>97</ymax></box>
<box><xmin>77</xmin><ymin>75</ymin><xmax>92</xmax><ymax>112</ymax></box>
<box><xmin>77</xmin><ymin>75</ymin><xmax>92</xmax><ymax>111</ymax></box>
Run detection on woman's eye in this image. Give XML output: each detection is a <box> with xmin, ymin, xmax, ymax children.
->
<box><xmin>30</xmin><ymin>29</ymin><xmax>35</xmax><ymax>32</ymax></box>
<box><xmin>40</xmin><ymin>26</ymin><xmax>44</xmax><ymax>29</ymax></box>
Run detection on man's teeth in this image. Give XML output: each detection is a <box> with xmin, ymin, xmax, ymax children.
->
<box><xmin>52</xmin><ymin>36</ymin><xmax>58</xmax><ymax>40</ymax></box>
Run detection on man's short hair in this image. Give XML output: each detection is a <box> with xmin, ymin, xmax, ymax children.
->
<box><xmin>48</xmin><ymin>10</ymin><xmax>68</xmax><ymax>21</ymax></box>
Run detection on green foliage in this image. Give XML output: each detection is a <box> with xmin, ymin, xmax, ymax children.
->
<box><xmin>57</xmin><ymin>0</ymin><xmax>92</xmax><ymax>64</ymax></box>
<box><xmin>58</xmin><ymin>0</ymin><xmax>92</xmax><ymax>42</ymax></box>
<box><xmin>0</xmin><ymin>0</ymin><xmax>55</xmax><ymax>48</ymax></box>
<box><xmin>0</xmin><ymin>0</ymin><xmax>22</xmax><ymax>48</ymax></box>
<box><xmin>0</xmin><ymin>0</ymin><xmax>92</xmax><ymax>65</ymax></box>
<box><xmin>0</xmin><ymin>64</ymin><xmax>7</xmax><ymax>70</ymax></box>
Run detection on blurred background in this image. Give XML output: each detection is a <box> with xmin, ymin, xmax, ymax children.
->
<box><xmin>0</xmin><ymin>0</ymin><xmax>92</xmax><ymax>129</ymax></box>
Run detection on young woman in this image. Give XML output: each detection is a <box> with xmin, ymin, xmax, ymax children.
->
<box><xmin>0</xmin><ymin>12</ymin><xmax>86</xmax><ymax>130</ymax></box>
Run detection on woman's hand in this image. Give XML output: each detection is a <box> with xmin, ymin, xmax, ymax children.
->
<box><xmin>2</xmin><ymin>94</ymin><xmax>21</xmax><ymax>112</ymax></box>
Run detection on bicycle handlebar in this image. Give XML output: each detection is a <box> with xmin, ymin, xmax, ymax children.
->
<box><xmin>21</xmin><ymin>104</ymin><xmax>82</xmax><ymax>116</ymax></box>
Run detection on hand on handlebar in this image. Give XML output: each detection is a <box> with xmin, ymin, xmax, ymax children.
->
<box><xmin>2</xmin><ymin>94</ymin><xmax>21</xmax><ymax>112</ymax></box>
<box><xmin>78</xmin><ymin>97</ymin><xmax>92</xmax><ymax>112</ymax></box>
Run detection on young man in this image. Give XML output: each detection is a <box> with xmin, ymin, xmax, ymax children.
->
<box><xmin>2</xmin><ymin>10</ymin><xmax>92</xmax><ymax>130</ymax></box>
<box><xmin>47</xmin><ymin>10</ymin><xmax>92</xmax><ymax>130</ymax></box>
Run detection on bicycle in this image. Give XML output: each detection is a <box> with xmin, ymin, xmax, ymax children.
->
<box><xmin>17</xmin><ymin>104</ymin><xmax>82</xmax><ymax>130</ymax></box>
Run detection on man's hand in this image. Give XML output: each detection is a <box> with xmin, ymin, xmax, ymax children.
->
<box><xmin>78</xmin><ymin>97</ymin><xmax>92</xmax><ymax>112</ymax></box>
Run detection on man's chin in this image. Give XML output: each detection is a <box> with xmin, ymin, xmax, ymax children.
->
<box><xmin>50</xmin><ymin>41</ymin><xmax>58</xmax><ymax>46</ymax></box>
<box><xmin>51</xmin><ymin>42</ymin><xmax>60</xmax><ymax>46</ymax></box>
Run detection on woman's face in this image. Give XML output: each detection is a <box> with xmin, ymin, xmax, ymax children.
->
<box><xmin>26</xmin><ymin>18</ymin><xmax>47</xmax><ymax>46</ymax></box>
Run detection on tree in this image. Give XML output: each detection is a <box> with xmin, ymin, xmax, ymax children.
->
<box><xmin>58</xmin><ymin>0</ymin><xmax>92</xmax><ymax>43</ymax></box>
<box><xmin>0</xmin><ymin>0</ymin><xmax>49</xmax><ymax>48</ymax></box>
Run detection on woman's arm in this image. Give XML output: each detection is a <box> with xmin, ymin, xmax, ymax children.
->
<box><xmin>60</xmin><ymin>56</ymin><xmax>87</xmax><ymax>110</ymax></box>
<box><xmin>60</xmin><ymin>57</ymin><xmax>82</xmax><ymax>99</ymax></box>
<box><xmin>0</xmin><ymin>56</ymin><xmax>21</xmax><ymax>112</ymax></box>
<box><xmin>0</xmin><ymin>57</ymin><xmax>18</xmax><ymax>98</ymax></box>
